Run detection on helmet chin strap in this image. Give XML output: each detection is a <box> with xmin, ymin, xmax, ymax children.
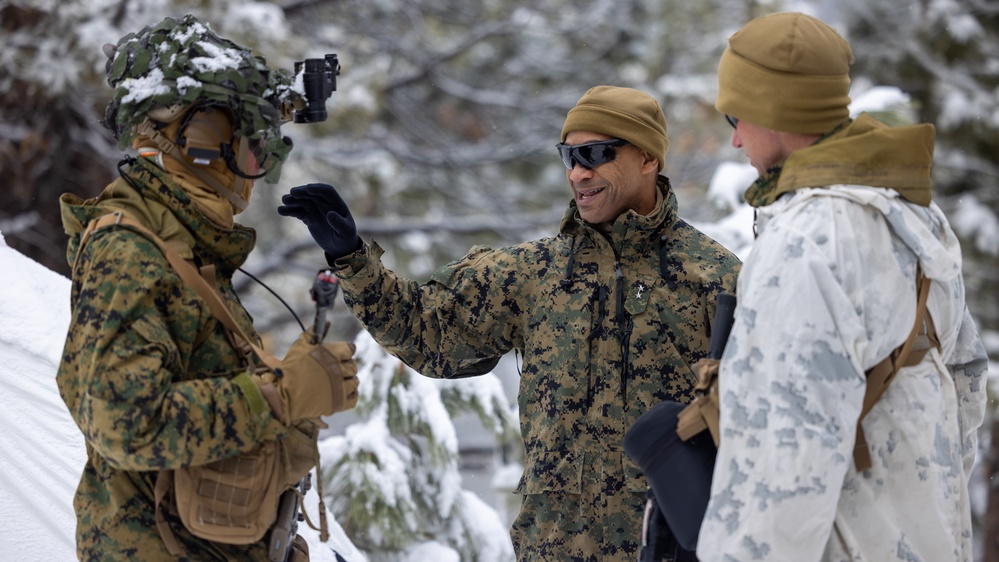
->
<box><xmin>132</xmin><ymin>117</ymin><xmax>249</xmax><ymax>212</ymax></box>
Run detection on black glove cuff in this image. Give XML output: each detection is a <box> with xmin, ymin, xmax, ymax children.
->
<box><xmin>323</xmin><ymin>237</ymin><xmax>363</xmax><ymax>267</ymax></box>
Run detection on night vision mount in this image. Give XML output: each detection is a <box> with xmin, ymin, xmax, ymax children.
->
<box><xmin>293</xmin><ymin>54</ymin><xmax>340</xmax><ymax>124</ymax></box>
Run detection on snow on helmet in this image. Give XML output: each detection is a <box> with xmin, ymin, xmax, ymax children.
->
<box><xmin>102</xmin><ymin>14</ymin><xmax>300</xmax><ymax>182</ymax></box>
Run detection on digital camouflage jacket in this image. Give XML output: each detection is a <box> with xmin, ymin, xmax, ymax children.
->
<box><xmin>331</xmin><ymin>177</ymin><xmax>741</xmax><ymax>562</ymax></box>
<box><xmin>58</xmin><ymin>157</ymin><xmax>282</xmax><ymax>561</ymax></box>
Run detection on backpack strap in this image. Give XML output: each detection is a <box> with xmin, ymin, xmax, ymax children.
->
<box><xmin>854</xmin><ymin>268</ymin><xmax>940</xmax><ymax>471</ymax></box>
<box><xmin>154</xmin><ymin>470</ymin><xmax>184</xmax><ymax>556</ymax></box>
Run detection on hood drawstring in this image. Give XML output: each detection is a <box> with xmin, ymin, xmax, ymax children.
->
<box><xmin>615</xmin><ymin>265</ymin><xmax>634</xmax><ymax>403</ymax></box>
<box><xmin>584</xmin><ymin>284</ymin><xmax>608</xmax><ymax>410</ymax></box>
<box><xmin>561</xmin><ymin>234</ymin><xmax>578</xmax><ymax>290</ymax></box>
<box><xmin>588</xmin><ymin>286</ymin><xmax>609</xmax><ymax>342</ymax></box>
<box><xmin>657</xmin><ymin>234</ymin><xmax>669</xmax><ymax>279</ymax></box>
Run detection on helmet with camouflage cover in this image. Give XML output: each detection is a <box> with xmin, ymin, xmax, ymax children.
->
<box><xmin>102</xmin><ymin>14</ymin><xmax>301</xmax><ymax>188</ymax></box>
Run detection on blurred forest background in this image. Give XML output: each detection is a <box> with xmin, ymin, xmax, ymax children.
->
<box><xmin>2</xmin><ymin>0</ymin><xmax>997</xmax><ymax>559</ymax></box>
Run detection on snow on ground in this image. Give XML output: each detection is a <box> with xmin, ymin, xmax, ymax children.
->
<box><xmin>0</xmin><ymin>232</ymin><xmax>79</xmax><ymax>560</ymax></box>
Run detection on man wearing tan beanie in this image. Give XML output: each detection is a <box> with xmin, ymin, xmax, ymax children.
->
<box><xmin>695</xmin><ymin>12</ymin><xmax>987</xmax><ymax>562</ymax></box>
<box><xmin>280</xmin><ymin>84</ymin><xmax>741</xmax><ymax>561</ymax></box>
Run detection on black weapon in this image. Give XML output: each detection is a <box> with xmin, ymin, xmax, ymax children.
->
<box><xmin>268</xmin><ymin>475</ymin><xmax>310</xmax><ymax>562</ymax></box>
<box><xmin>707</xmin><ymin>293</ymin><xmax>736</xmax><ymax>361</ymax></box>
<box><xmin>267</xmin><ymin>269</ymin><xmax>340</xmax><ymax>562</ymax></box>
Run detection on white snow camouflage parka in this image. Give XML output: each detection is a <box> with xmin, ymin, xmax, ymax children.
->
<box><xmin>697</xmin><ymin>114</ymin><xmax>989</xmax><ymax>562</ymax></box>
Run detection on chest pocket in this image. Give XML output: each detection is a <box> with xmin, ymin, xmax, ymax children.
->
<box><xmin>624</xmin><ymin>277</ymin><xmax>653</xmax><ymax>316</ymax></box>
<box><xmin>514</xmin><ymin>451</ymin><xmax>583</xmax><ymax>495</ymax></box>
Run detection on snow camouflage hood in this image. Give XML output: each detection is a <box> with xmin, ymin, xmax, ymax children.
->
<box><xmin>749</xmin><ymin>113</ymin><xmax>960</xmax><ymax>289</ymax></box>
<box><xmin>102</xmin><ymin>14</ymin><xmax>301</xmax><ymax>183</ymax></box>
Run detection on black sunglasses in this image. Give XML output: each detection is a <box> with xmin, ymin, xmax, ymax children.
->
<box><xmin>724</xmin><ymin>114</ymin><xmax>739</xmax><ymax>128</ymax></box>
<box><xmin>556</xmin><ymin>138</ymin><xmax>629</xmax><ymax>170</ymax></box>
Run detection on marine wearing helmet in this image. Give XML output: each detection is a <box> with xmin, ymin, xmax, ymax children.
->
<box><xmin>102</xmin><ymin>13</ymin><xmax>304</xmax><ymax>213</ymax></box>
<box><xmin>57</xmin><ymin>14</ymin><xmax>356</xmax><ymax>562</ymax></box>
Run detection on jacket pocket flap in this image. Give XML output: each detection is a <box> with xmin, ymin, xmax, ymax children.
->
<box><xmin>622</xmin><ymin>454</ymin><xmax>648</xmax><ymax>492</ymax></box>
<box><xmin>515</xmin><ymin>450</ymin><xmax>582</xmax><ymax>495</ymax></box>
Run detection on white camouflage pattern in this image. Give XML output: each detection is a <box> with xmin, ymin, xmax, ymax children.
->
<box><xmin>697</xmin><ymin>185</ymin><xmax>988</xmax><ymax>561</ymax></box>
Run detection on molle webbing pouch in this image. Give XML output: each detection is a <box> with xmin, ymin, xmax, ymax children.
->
<box><xmin>171</xmin><ymin>420</ymin><xmax>320</xmax><ymax>545</ymax></box>
<box><xmin>174</xmin><ymin>441</ymin><xmax>283</xmax><ymax>543</ymax></box>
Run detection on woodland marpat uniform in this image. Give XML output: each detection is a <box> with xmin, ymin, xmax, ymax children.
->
<box><xmin>332</xmin><ymin>177</ymin><xmax>740</xmax><ymax>561</ymax></box>
<box><xmin>54</xmin><ymin>15</ymin><xmax>359</xmax><ymax>561</ymax></box>
<box><xmin>58</xmin><ymin>159</ymin><xmax>285</xmax><ymax>560</ymax></box>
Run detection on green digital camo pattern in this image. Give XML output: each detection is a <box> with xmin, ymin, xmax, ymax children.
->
<box><xmin>104</xmin><ymin>14</ymin><xmax>299</xmax><ymax>182</ymax></box>
<box><xmin>58</xmin><ymin>157</ymin><xmax>285</xmax><ymax>561</ymax></box>
<box><xmin>332</xmin><ymin>177</ymin><xmax>741</xmax><ymax>562</ymax></box>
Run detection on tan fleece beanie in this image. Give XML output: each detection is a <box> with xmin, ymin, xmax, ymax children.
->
<box><xmin>561</xmin><ymin>85</ymin><xmax>669</xmax><ymax>171</ymax></box>
<box><xmin>716</xmin><ymin>12</ymin><xmax>854</xmax><ymax>134</ymax></box>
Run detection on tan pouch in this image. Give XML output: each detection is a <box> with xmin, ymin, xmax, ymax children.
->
<box><xmin>172</xmin><ymin>420</ymin><xmax>321</xmax><ymax>545</ymax></box>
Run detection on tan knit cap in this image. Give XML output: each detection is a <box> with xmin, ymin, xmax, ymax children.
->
<box><xmin>562</xmin><ymin>85</ymin><xmax>669</xmax><ymax>171</ymax></box>
<box><xmin>716</xmin><ymin>12</ymin><xmax>854</xmax><ymax>134</ymax></box>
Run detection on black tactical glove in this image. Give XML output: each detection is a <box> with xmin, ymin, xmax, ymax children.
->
<box><xmin>277</xmin><ymin>183</ymin><xmax>361</xmax><ymax>260</ymax></box>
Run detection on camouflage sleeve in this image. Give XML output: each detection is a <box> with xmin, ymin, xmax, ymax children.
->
<box><xmin>332</xmin><ymin>240</ymin><xmax>524</xmax><ymax>378</ymax></box>
<box><xmin>946</xmin><ymin>306</ymin><xmax>989</xmax><ymax>476</ymax></box>
<box><xmin>58</xmin><ymin>229</ymin><xmax>280</xmax><ymax>471</ymax></box>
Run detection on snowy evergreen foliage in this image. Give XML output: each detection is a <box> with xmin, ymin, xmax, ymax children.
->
<box><xmin>318</xmin><ymin>331</ymin><xmax>518</xmax><ymax>561</ymax></box>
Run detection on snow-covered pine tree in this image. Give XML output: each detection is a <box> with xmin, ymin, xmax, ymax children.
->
<box><xmin>318</xmin><ymin>331</ymin><xmax>520</xmax><ymax>562</ymax></box>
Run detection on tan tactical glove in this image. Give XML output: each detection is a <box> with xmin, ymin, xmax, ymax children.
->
<box><xmin>254</xmin><ymin>332</ymin><xmax>359</xmax><ymax>424</ymax></box>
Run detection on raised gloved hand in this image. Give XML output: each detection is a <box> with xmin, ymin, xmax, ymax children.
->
<box><xmin>254</xmin><ymin>332</ymin><xmax>359</xmax><ymax>425</ymax></box>
<box><xmin>277</xmin><ymin>183</ymin><xmax>361</xmax><ymax>260</ymax></box>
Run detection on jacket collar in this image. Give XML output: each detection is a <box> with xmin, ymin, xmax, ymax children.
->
<box><xmin>559</xmin><ymin>175</ymin><xmax>678</xmax><ymax>241</ymax></box>
<box><xmin>60</xmin><ymin>157</ymin><xmax>256</xmax><ymax>274</ymax></box>
<box><xmin>744</xmin><ymin>114</ymin><xmax>934</xmax><ymax>208</ymax></box>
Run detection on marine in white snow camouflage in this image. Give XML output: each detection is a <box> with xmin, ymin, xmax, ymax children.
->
<box><xmin>700</xmin><ymin>12</ymin><xmax>988</xmax><ymax>561</ymax></box>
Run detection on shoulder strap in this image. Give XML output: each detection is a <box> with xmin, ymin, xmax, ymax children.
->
<box><xmin>853</xmin><ymin>268</ymin><xmax>940</xmax><ymax>471</ymax></box>
<box><xmin>80</xmin><ymin>211</ymin><xmax>280</xmax><ymax>371</ymax></box>
<box><xmin>154</xmin><ymin>470</ymin><xmax>184</xmax><ymax>556</ymax></box>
